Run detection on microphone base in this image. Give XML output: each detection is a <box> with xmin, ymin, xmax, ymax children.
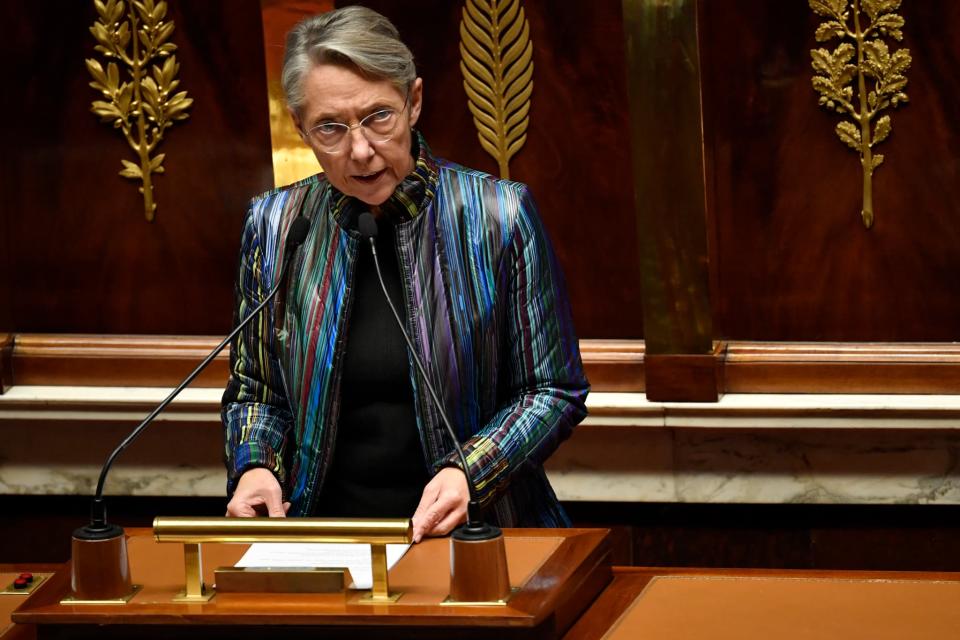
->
<box><xmin>69</xmin><ymin>523</ymin><xmax>135</xmax><ymax>602</ymax></box>
<box><xmin>448</xmin><ymin>521</ymin><xmax>511</xmax><ymax>604</ymax></box>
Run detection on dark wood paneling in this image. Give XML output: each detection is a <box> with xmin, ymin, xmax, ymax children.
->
<box><xmin>340</xmin><ymin>0</ymin><xmax>642</xmax><ymax>339</ymax></box>
<box><xmin>700</xmin><ymin>1</ymin><xmax>960</xmax><ymax>341</ymax></box>
<box><xmin>566</xmin><ymin>502</ymin><xmax>960</xmax><ymax>572</ymax></box>
<box><xmin>7</xmin><ymin>497</ymin><xmax>960</xmax><ymax>574</ymax></box>
<box><xmin>4</xmin><ymin>1</ymin><xmax>639</xmax><ymax>341</ymax></box>
<box><xmin>0</xmin><ymin>334</ymin><xmax>12</xmax><ymax>394</ymax></box>
<box><xmin>1</xmin><ymin>2</ymin><xmax>273</xmax><ymax>335</ymax></box>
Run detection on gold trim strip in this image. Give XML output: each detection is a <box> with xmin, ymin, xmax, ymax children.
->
<box><xmin>153</xmin><ymin>516</ymin><xmax>412</xmax><ymax>544</ymax></box>
<box><xmin>59</xmin><ymin>584</ymin><xmax>142</xmax><ymax>605</ymax></box>
<box><xmin>440</xmin><ymin>587</ymin><xmax>519</xmax><ymax>606</ymax></box>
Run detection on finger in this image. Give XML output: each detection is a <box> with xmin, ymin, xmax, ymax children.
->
<box><xmin>411</xmin><ymin>482</ymin><xmax>443</xmax><ymax>542</ymax></box>
<box><xmin>412</xmin><ymin>480</ymin><xmax>440</xmax><ymax>519</ymax></box>
<box><xmin>411</xmin><ymin>511</ymin><xmax>429</xmax><ymax>543</ymax></box>
<box><xmin>265</xmin><ymin>494</ymin><xmax>287</xmax><ymax>518</ymax></box>
<box><xmin>428</xmin><ymin>507</ymin><xmax>467</xmax><ymax>537</ymax></box>
<box><xmin>228</xmin><ymin>499</ymin><xmax>258</xmax><ymax>518</ymax></box>
<box><xmin>421</xmin><ymin>503</ymin><xmax>449</xmax><ymax>537</ymax></box>
<box><xmin>283</xmin><ymin>502</ymin><xmax>292</xmax><ymax>514</ymax></box>
<box><xmin>412</xmin><ymin>501</ymin><xmax>441</xmax><ymax>543</ymax></box>
<box><xmin>426</xmin><ymin>489</ymin><xmax>466</xmax><ymax>535</ymax></box>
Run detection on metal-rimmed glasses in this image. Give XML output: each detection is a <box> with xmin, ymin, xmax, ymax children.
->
<box><xmin>302</xmin><ymin>97</ymin><xmax>409</xmax><ymax>154</ymax></box>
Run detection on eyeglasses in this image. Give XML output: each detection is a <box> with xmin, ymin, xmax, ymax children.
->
<box><xmin>303</xmin><ymin>98</ymin><xmax>408</xmax><ymax>154</ymax></box>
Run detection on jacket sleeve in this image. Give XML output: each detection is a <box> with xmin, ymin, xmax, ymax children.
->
<box><xmin>221</xmin><ymin>205</ymin><xmax>294</xmax><ymax>496</ymax></box>
<box><xmin>446</xmin><ymin>185</ymin><xmax>589</xmax><ymax>506</ymax></box>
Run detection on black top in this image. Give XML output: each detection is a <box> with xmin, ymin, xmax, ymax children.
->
<box><xmin>313</xmin><ymin>216</ymin><xmax>429</xmax><ymax>517</ymax></box>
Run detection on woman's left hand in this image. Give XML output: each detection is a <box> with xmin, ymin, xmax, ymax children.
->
<box><xmin>411</xmin><ymin>467</ymin><xmax>469</xmax><ymax>542</ymax></box>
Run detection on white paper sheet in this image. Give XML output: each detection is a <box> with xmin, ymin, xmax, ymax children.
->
<box><xmin>235</xmin><ymin>543</ymin><xmax>410</xmax><ymax>590</ymax></box>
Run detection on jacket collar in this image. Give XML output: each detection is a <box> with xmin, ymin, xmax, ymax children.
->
<box><xmin>330</xmin><ymin>130</ymin><xmax>438</xmax><ymax>228</ymax></box>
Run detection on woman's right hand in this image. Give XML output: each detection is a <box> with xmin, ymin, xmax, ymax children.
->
<box><xmin>225</xmin><ymin>467</ymin><xmax>291</xmax><ymax>517</ymax></box>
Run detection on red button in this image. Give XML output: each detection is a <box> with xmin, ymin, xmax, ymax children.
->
<box><xmin>13</xmin><ymin>578</ymin><xmax>27</xmax><ymax>589</ymax></box>
<box><xmin>19</xmin><ymin>573</ymin><xmax>33</xmax><ymax>583</ymax></box>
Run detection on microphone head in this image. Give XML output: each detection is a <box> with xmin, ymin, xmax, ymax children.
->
<box><xmin>285</xmin><ymin>216</ymin><xmax>311</xmax><ymax>250</ymax></box>
<box><xmin>358</xmin><ymin>212</ymin><xmax>378</xmax><ymax>240</ymax></box>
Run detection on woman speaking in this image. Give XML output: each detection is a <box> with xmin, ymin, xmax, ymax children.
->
<box><xmin>222</xmin><ymin>6</ymin><xmax>588</xmax><ymax>543</ymax></box>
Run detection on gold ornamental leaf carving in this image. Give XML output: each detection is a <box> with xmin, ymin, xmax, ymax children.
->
<box><xmin>810</xmin><ymin>0</ymin><xmax>910</xmax><ymax>229</ymax></box>
<box><xmin>459</xmin><ymin>0</ymin><xmax>533</xmax><ymax>180</ymax></box>
<box><xmin>86</xmin><ymin>0</ymin><xmax>192</xmax><ymax>222</ymax></box>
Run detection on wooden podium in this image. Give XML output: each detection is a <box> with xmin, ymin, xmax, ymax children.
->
<box><xmin>11</xmin><ymin>528</ymin><xmax>612</xmax><ymax>639</ymax></box>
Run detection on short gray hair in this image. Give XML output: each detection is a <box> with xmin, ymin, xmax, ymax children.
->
<box><xmin>282</xmin><ymin>6</ymin><xmax>417</xmax><ymax>115</ymax></box>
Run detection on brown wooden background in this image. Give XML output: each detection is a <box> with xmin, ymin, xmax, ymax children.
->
<box><xmin>0</xmin><ymin>0</ymin><xmax>642</xmax><ymax>341</ymax></box>
<box><xmin>701</xmin><ymin>0</ymin><xmax>960</xmax><ymax>342</ymax></box>
<box><xmin>352</xmin><ymin>0</ymin><xmax>643</xmax><ymax>340</ymax></box>
<box><xmin>1</xmin><ymin>1</ymin><xmax>273</xmax><ymax>336</ymax></box>
<box><xmin>3</xmin><ymin>1</ymin><xmax>959</xmax><ymax>352</ymax></box>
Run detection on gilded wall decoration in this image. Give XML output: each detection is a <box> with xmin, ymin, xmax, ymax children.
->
<box><xmin>459</xmin><ymin>0</ymin><xmax>533</xmax><ymax>180</ymax></box>
<box><xmin>86</xmin><ymin>0</ymin><xmax>193</xmax><ymax>222</ymax></box>
<box><xmin>810</xmin><ymin>0</ymin><xmax>910</xmax><ymax>229</ymax></box>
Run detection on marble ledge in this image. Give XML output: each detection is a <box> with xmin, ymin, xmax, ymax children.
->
<box><xmin>3</xmin><ymin>386</ymin><xmax>960</xmax><ymax>429</ymax></box>
<box><xmin>3</xmin><ymin>387</ymin><xmax>960</xmax><ymax>503</ymax></box>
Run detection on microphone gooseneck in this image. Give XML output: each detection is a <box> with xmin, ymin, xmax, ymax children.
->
<box><xmin>357</xmin><ymin>212</ymin><xmax>489</xmax><ymax>533</ymax></box>
<box><xmin>81</xmin><ymin>216</ymin><xmax>311</xmax><ymax>539</ymax></box>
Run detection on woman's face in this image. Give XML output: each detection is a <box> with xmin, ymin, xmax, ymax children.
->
<box><xmin>291</xmin><ymin>64</ymin><xmax>423</xmax><ymax>207</ymax></box>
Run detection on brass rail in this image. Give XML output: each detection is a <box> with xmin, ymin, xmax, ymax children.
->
<box><xmin>153</xmin><ymin>517</ymin><xmax>412</xmax><ymax>603</ymax></box>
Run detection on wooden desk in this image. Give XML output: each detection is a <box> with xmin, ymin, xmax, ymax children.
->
<box><xmin>13</xmin><ymin>551</ymin><xmax>960</xmax><ymax>639</ymax></box>
<box><xmin>564</xmin><ymin>567</ymin><xmax>960</xmax><ymax>640</ymax></box>
<box><xmin>13</xmin><ymin>528</ymin><xmax>611</xmax><ymax>639</ymax></box>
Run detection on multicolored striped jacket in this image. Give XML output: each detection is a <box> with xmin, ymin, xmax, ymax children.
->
<box><xmin>222</xmin><ymin>140</ymin><xmax>589</xmax><ymax>527</ymax></box>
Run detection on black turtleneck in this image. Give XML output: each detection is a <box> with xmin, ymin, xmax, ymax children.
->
<box><xmin>312</xmin><ymin>215</ymin><xmax>429</xmax><ymax>517</ymax></box>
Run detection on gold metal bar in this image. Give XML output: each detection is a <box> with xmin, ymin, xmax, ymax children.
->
<box><xmin>184</xmin><ymin>543</ymin><xmax>204</xmax><ymax>599</ymax></box>
<box><xmin>370</xmin><ymin>543</ymin><xmax>389</xmax><ymax>600</ymax></box>
<box><xmin>153</xmin><ymin>517</ymin><xmax>412</xmax><ymax>544</ymax></box>
<box><xmin>170</xmin><ymin>543</ymin><xmax>214</xmax><ymax>602</ymax></box>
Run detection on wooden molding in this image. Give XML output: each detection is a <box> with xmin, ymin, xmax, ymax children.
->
<box><xmin>724</xmin><ymin>342</ymin><xmax>960</xmax><ymax>394</ymax></box>
<box><xmin>8</xmin><ymin>335</ymin><xmax>960</xmax><ymax>397</ymax></box>
<box><xmin>579</xmin><ymin>339</ymin><xmax>645</xmax><ymax>392</ymax></box>
<box><xmin>11</xmin><ymin>334</ymin><xmax>230</xmax><ymax>388</ymax></box>
<box><xmin>644</xmin><ymin>347</ymin><xmax>724</xmax><ymax>402</ymax></box>
<box><xmin>9</xmin><ymin>335</ymin><xmax>647</xmax><ymax>393</ymax></box>
<box><xmin>0</xmin><ymin>333</ymin><xmax>13</xmax><ymax>395</ymax></box>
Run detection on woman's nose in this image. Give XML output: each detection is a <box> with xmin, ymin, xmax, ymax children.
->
<box><xmin>348</xmin><ymin>127</ymin><xmax>375</xmax><ymax>161</ymax></box>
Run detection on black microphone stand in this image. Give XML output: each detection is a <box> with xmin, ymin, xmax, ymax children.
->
<box><xmin>68</xmin><ymin>217</ymin><xmax>310</xmax><ymax>601</ymax></box>
<box><xmin>358</xmin><ymin>213</ymin><xmax>510</xmax><ymax>602</ymax></box>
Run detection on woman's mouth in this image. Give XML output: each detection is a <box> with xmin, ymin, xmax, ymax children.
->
<box><xmin>354</xmin><ymin>168</ymin><xmax>386</xmax><ymax>184</ymax></box>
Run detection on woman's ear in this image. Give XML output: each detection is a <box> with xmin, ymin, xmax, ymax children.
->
<box><xmin>408</xmin><ymin>77</ymin><xmax>424</xmax><ymax>127</ymax></box>
<box><xmin>289</xmin><ymin>107</ymin><xmax>304</xmax><ymax>138</ymax></box>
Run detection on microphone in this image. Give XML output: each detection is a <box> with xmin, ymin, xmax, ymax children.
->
<box><xmin>358</xmin><ymin>212</ymin><xmax>509</xmax><ymax>603</ymax></box>
<box><xmin>68</xmin><ymin>216</ymin><xmax>310</xmax><ymax>600</ymax></box>
<box><xmin>356</xmin><ymin>213</ymin><xmax>494</xmax><ymax>538</ymax></box>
